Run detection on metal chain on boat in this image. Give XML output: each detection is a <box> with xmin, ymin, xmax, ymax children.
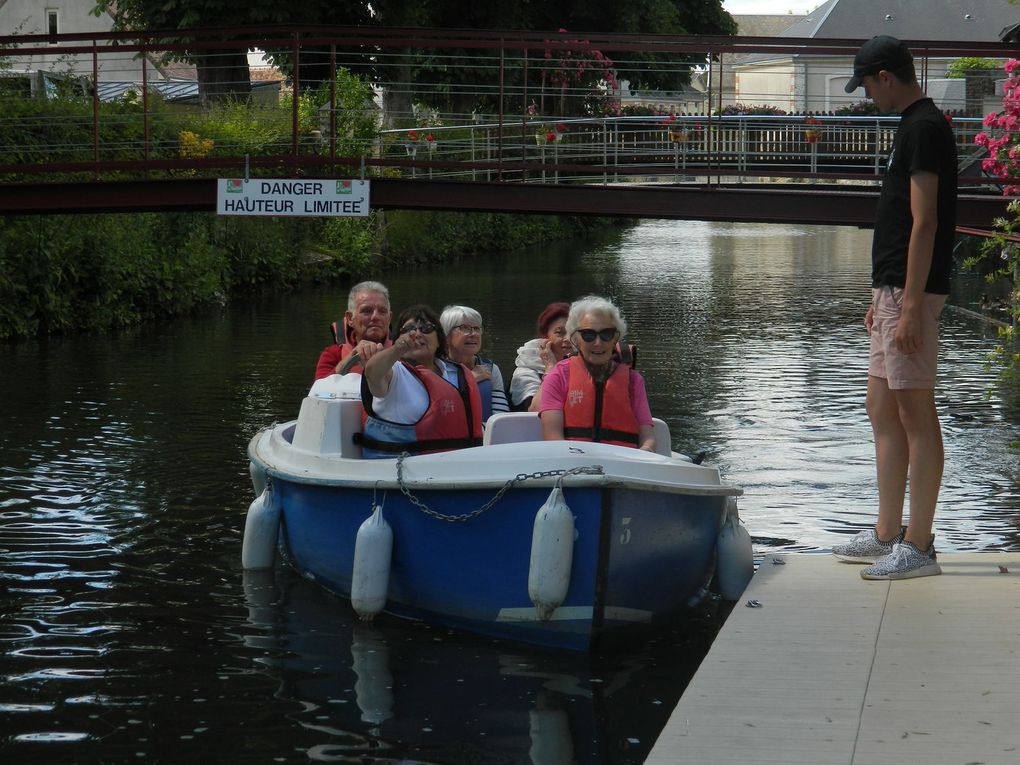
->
<box><xmin>394</xmin><ymin>455</ymin><xmax>603</xmax><ymax>523</ymax></box>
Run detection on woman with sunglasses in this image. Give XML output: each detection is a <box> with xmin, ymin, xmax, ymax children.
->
<box><xmin>537</xmin><ymin>296</ymin><xmax>656</xmax><ymax>451</ymax></box>
<box><xmin>439</xmin><ymin>305</ymin><xmax>509</xmax><ymax>424</ymax></box>
<box><xmin>359</xmin><ymin>304</ymin><xmax>483</xmax><ymax>458</ymax></box>
<box><xmin>509</xmin><ymin>302</ymin><xmax>573</xmax><ymax>412</ymax></box>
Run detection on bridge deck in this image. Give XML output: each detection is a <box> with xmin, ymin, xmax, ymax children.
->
<box><xmin>0</xmin><ymin>177</ymin><xmax>1006</xmax><ymax>229</ymax></box>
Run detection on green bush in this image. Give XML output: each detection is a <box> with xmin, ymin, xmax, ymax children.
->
<box><xmin>0</xmin><ymin>212</ymin><xmax>374</xmax><ymax>339</ymax></box>
<box><xmin>946</xmin><ymin>57</ymin><xmax>1003</xmax><ymax>79</ymax></box>
<box><xmin>0</xmin><ymin>93</ymin><xmax>187</xmax><ymax>177</ymax></box>
<box><xmin>312</xmin><ymin>216</ymin><xmax>377</xmax><ymax>279</ymax></box>
<box><xmin>0</xmin><ymin>208</ymin><xmax>625</xmax><ymax>339</ymax></box>
<box><xmin>834</xmin><ymin>101</ymin><xmax>880</xmax><ymax>116</ymax></box>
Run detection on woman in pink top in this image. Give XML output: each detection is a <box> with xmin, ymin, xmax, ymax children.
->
<box><xmin>538</xmin><ymin>295</ymin><xmax>655</xmax><ymax>451</ymax></box>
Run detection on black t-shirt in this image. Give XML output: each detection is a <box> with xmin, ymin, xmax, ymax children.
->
<box><xmin>871</xmin><ymin>98</ymin><xmax>957</xmax><ymax>294</ymax></box>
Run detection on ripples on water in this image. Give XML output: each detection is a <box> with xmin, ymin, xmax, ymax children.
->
<box><xmin>1</xmin><ymin>220</ymin><xmax>1017</xmax><ymax>762</ymax></box>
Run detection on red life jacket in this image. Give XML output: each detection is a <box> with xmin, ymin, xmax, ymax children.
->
<box><xmin>328</xmin><ymin>318</ymin><xmax>392</xmax><ymax>375</ymax></box>
<box><xmin>562</xmin><ymin>355</ymin><xmax>640</xmax><ymax>447</ymax></box>
<box><xmin>359</xmin><ymin>361</ymin><xmax>483</xmax><ymax>455</ymax></box>
<box><xmin>335</xmin><ymin>341</ymin><xmax>363</xmax><ymax>374</ymax></box>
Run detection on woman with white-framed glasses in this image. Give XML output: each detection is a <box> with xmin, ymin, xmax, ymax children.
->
<box><xmin>537</xmin><ymin>295</ymin><xmax>655</xmax><ymax>451</ymax></box>
<box><xmin>360</xmin><ymin>304</ymin><xmax>483</xmax><ymax>458</ymax></box>
<box><xmin>439</xmin><ymin>305</ymin><xmax>509</xmax><ymax>424</ymax></box>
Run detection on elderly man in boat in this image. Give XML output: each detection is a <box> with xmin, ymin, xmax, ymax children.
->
<box><xmin>537</xmin><ymin>295</ymin><xmax>656</xmax><ymax>452</ymax></box>
<box><xmin>357</xmin><ymin>304</ymin><xmax>483</xmax><ymax>458</ymax></box>
<box><xmin>314</xmin><ymin>280</ymin><xmax>393</xmax><ymax>379</ymax></box>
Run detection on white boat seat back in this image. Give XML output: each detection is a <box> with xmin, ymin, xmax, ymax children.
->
<box><xmin>292</xmin><ymin>395</ymin><xmax>364</xmax><ymax>458</ymax></box>
<box><xmin>651</xmin><ymin>419</ymin><xmax>672</xmax><ymax>456</ymax></box>
<box><xmin>483</xmin><ymin>412</ymin><xmax>543</xmax><ymax>446</ymax></box>
<box><xmin>484</xmin><ymin>412</ymin><xmax>673</xmax><ymax>457</ymax></box>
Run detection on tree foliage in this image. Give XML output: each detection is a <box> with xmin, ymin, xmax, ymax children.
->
<box><xmin>92</xmin><ymin>1</ymin><xmax>736</xmax><ymax>114</ymax></box>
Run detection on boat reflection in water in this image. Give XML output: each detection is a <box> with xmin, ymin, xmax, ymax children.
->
<box><xmin>242</xmin><ymin>570</ymin><xmax>724</xmax><ymax>764</ymax></box>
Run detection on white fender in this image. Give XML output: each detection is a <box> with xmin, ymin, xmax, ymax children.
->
<box><xmin>241</xmin><ymin>488</ymin><xmax>280</xmax><ymax>570</ymax></box>
<box><xmin>249</xmin><ymin>461</ymin><xmax>267</xmax><ymax>497</ymax></box>
<box><xmin>528</xmin><ymin>486</ymin><xmax>574</xmax><ymax>620</ymax></box>
<box><xmin>351</xmin><ymin>505</ymin><xmax>393</xmax><ymax>620</ymax></box>
<box><xmin>717</xmin><ymin>497</ymin><xmax>753</xmax><ymax>600</ymax></box>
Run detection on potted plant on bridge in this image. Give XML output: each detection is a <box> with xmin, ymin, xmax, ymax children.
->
<box><xmin>533</xmin><ymin>123</ymin><xmax>567</xmax><ymax>182</ymax></box>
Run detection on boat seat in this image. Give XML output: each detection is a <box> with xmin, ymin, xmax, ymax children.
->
<box><xmin>483</xmin><ymin>412</ymin><xmax>543</xmax><ymax>446</ymax></box>
<box><xmin>293</xmin><ymin>395</ymin><xmax>364</xmax><ymax>458</ymax></box>
<box><xmin>484</xmin><ymin>412</ymin><xmax>673</xmax><ymax>457</ymax></box>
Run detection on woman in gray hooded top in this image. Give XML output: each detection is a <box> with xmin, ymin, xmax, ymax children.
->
<box><xmin>509</xmin><ymin>302</ymin><xmax>572</xmax><ymax>411</ymax></box>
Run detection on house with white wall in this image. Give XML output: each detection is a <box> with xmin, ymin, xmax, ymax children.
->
<box><xmin>0</xmin><ymin>1</ymin><xmax>283</xmax><ymax>104</ymax></box>
<box><xmin>0</xmin><ymin>0</ymin><xmax>166</xmax><ymax>87</ymax></box>
<box><xmin>729</xmin><ymin>0</ymin><xmax>1018</xmax><ymax>113</ymax></box>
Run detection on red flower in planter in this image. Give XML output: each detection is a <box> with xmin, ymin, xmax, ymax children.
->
<box><xmin>804</xmin><ymin>117</ymin><xmax>821</xmax><ymax>144</ymax></box>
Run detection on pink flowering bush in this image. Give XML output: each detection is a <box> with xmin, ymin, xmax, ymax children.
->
<box><xmin>971</xmin><ymin>58</ymin><xmax>1020</xmax><ymax>381</ymax></box>
<box><xmin>541</xmin><ymin>31</ymin><xmax>620</xmax><ymax>117</ymax></box>
<box><xmin>976</xmin><ymin>58</ymin><xmax>1020</xmax><ymax>194</ymax></box>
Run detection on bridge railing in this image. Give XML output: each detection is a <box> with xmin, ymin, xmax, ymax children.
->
<box><xmin>0</xmin><ymin>26</ymin><xmax>1006</xmax><ymax>190</ymax></box>
<box><xmin>375</xmin><ymin>114</ymin><xmax>985</xmax><ymax>184</ymax></box>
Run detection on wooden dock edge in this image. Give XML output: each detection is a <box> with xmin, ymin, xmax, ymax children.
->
<box><xmin>646</xmin><ymin>552</ymin><xmax>1020</xmax><ymax>765</ymax></box>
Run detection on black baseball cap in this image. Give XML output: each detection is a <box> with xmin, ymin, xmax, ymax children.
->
<box><xmin>844</xmin><ymin>35</ymin><xmax>913</xmax><ymax>93</ymax></box>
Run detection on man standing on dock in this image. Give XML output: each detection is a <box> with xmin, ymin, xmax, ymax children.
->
<box><xmin>831</xmin><ymin>36</ymin><xmax>957</xmax><ymax>580</ymax></box>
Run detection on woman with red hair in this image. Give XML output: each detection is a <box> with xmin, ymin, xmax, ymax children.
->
<box><xmin>509</xmin><ymin>302</ymin><xmax>573</xmax><ymax>412</ymax></box>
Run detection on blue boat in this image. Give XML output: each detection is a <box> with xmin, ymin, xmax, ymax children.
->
<box><xmin>244</xmin><ymin>383</ymin><xmax>749</xmax><ymax>652</ymax></box>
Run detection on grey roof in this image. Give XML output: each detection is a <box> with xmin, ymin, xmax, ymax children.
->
<box><xmin>780</xmin><ymin>0</ymin><xmax>1018</xmax><ymax>42</ymax></box>
<box><xmin>96</xmin><ymin>79</ymin><xmax>278</xmax><ymax>103</ymax></box>
<box><xmin>730</xmin><ymin>14</ymin><xmax>807</xmax><ymax>37</ymax></box>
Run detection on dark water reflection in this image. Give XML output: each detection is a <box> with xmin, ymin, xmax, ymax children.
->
<box><xmin>1</xmin><ymin>220</ymin><xmax>1018</xmax><ymax>762</ymax></box>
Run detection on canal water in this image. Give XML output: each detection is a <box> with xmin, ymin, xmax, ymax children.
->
<box><xmin>2</xmin><ymin>220</ymin><xmax>1018</xmax><ymax>763</ymax></box>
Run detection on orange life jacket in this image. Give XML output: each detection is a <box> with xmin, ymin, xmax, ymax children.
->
<box><xmin>359</xmin><ymin>361</ymin><xmax>483</xmax><ymax>456</ymax></box>
<box><xmin>562</xmin><ymin>355</ymin><xmax>640</xmax><ymax>447</ymax></box>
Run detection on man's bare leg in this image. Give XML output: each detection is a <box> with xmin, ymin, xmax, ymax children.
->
<box><xmin>866</xmin><ymin>374</ymin><xmax>909</xmax><ymax>540</ymax></box>
<box><xmin>893</xmin><ymin>386</ymin><xmax>943</xmax><ymax>548</ymax></box>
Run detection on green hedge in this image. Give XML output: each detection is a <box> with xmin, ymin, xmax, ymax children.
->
<box><xmin>0</xmin><ymin>213</ymin><xmax>336</xmax><ymax>337</ymax></box>
<box><xmin>0</xmin><ymin>210</ymin><xmax>621</xmax><ymax>339</ymax></box>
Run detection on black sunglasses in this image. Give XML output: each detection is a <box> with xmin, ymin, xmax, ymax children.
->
<box><xmin>575</xmin><ymin>327</ymin><xmax>618</xmax><ymax>343</ymax></box>
<box><xmin>399</xmin><ymin>321</ymin><xmax>436</xmax><ymax>335</ymax></box>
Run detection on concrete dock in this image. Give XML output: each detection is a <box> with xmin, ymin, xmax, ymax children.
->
<box><xmin>646</xmin><ymin>552</ymin><xmax>1020</xmax><ymax>765</ymax></box>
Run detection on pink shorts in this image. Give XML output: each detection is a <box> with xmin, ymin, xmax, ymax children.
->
<box><xmin>868</xmin><ymin>287</ymin><xmax>946</xmax><ymax>389</ymax></box>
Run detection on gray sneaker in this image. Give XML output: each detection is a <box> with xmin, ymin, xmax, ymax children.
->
<box><xmin>860</xmin><ymin>539</ymin><xmax>941</xmax><ymax>580</ymax></box>
<box><xmin>832</xmin><ymin>527</ymin><xmax>904</xmax><ymax>563</ymax></box>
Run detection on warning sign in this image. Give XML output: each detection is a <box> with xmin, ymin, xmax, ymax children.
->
<box><xmin>216</xmin><ymin>179</ymin><xmax>370</xmax><ymax>217</ymax></box>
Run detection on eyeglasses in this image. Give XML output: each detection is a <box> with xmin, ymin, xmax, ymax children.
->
<box><xmin>399</xmin><ymin>321</ymin><xmax>436</xmax><ymax>335</ymax></box>
<box><xmin>575</xmin><ymin>327</ymin><xmax>618</xmax><ymax>343</ymax></box>
<box><xmin>453</xmin><ymin>324</ymin><xmax>482</xmax><ymax>335</ymax></box>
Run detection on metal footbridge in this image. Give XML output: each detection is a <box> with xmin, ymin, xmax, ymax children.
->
<box><xmin>0</xmin><ymin>26</ymin><xmax>1014</xmax><ymax>228</ymax></box>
